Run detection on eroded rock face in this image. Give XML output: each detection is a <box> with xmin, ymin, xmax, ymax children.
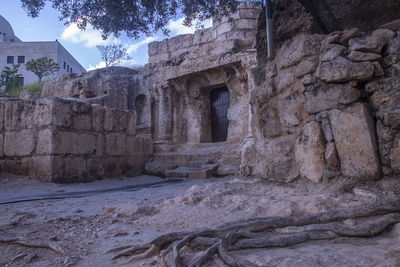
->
<box><xmin>42</xmin><ymin>67</ymin><xmax>141</xmax><ymax>110</ymax></box>
<box><xmin>295</xmin><ymin>121</ymin><xmax>325</xmax><ymax>183</ymax></box>
<box><xmin>329</xmin><ymin>103</ymin><xmax>380</xmax><ymax>179</ymax></box>
<box><xmin>318</xmin><ymin>56</ymin><xmax>374</xmax><ymax>82</ymax></box>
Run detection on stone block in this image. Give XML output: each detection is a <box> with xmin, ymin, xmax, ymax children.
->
<box><xmin>126</xmin><ymin>136</ymin><xmax>153</xmax><ymax>155</ymax></box>
<box><xmin>127</xmin><ymin>112</ymin><xmax>137</xmax><ymax>136</ymax></box>
<box><xmin>235</xmin><ymin>19</ymin><xmax>257</xmax><ymax>30</ymax></box>
<box><xmin>262</xmin><ymin>120</ymin><xmax>282</xmax><ymax>139</ymax></box>
<box><xmin>87</xmin><ymin>158</ymin><xmax>104</xmax><ymax>178</ymax></box>
<box><xmin>329</xmin><ymin>103</ymin><xmax>380</xmax><ymax>179</ymax></box>
<box><xmin>103</xmin><ymin>157</ymin><xmax>120</xmax><ymax>176</ymax></box>
<box><xmin>63</xmin><ymin>157</ymin><xmax>86</xmax><ymax>178</ymax></box>
<box><xmin>325</xmin><ymin>142</ymin><xmax>340</xmax><ymax>167</ymax></box>
<box><xmin>276</xmin><ymin>34</ymin><xmax>322</xmax><ymax>69</ymax></box>
<box><xmin>390</xmin><ymin>135</ymin><xmax>400</xmax><ymax>172</ymax></box>
<box><xmin>4</xmin><ymin>130</ymin><xmax>35</xmax><ymax>157</ymax></box>
<box><xmin>193</xmin><ymin>28</ymin><xmax>214</xmax><ymax>45</ymax></box>
<box><xmin>318</xmin><ymin>56</ymin><xmax>374</xmax><ymax>83</ymax></box>
<box><xmin>339</xmin><ymin>28</ymin><xmax>362</xmax><ymax>44</ymax></box>
<box><xmin>348</xmin><ymin>51</ymin><xmax>382</xmax><ymax>62</ymax></box>
<box><xmin>321</xmin><ymin>44</ymin><xmax>345</xmax><ymax>62</ymax></box>
<box><xmin>217</xmin><ymin>22</ymin><xmax>234</xmax><ymax>36</ymax></box>
<box><xmin>148</xmin><ymin>41</ymin><xmax>159</xmax><ymax>56</ymax></box>
<box><xmin>92</xmin><ymin>105</ymin><xmax>105</xmax><ymax>132</ymax></box>
<box><xmin>74</xmin><ymin>114</ymin><xmax>92</xmax><ymax>131</ymax></box>
<box><xmin>295</xmin><ymin>121</ymin><xmax>326</xmax><ymax>183</ymax></box>
<box><xmin>32</xmin><ymin>156</ymin><xmax>56</xmax><ymax>179</ymax></box>
<box><xmin>104</xmin><ymin>109</ymin><xmax>128</xmax><ymax>132</ymax></box>
<box><xmin>0</xmin><ymin>134</ymin><xmax>3</xmax><ymax>157</ymax></box>
<box><xmin>36</xmin><ymin>129</ymin><xmax>54</xmax><ymax>155</ymax></box>
<box><xmin>51</xmin><ymin>99</ymin><xmax>73</xmax><ymax>127</ymax></box>
<box><xmin>239</xmin><ymin>8</ymin><xmax>259</xmax><ymax>19</ymax></box>
<box><xmin>304</xmin><ymin>82</ymin><xmax>360</xmax><ymax>113</ymax></box>
<box><xmin>379</xmin><ymin>19</ymin><xmax>400</xmax><ymax>31</ymax></box>
<box><xmin>349</xmin><ymin>36</ymin><xmax>388</xmax><ymax>54</ymax></box>
<box><xmin>106</xmin><ymin>133</ymin><xmax>126</xmax><ymax>156</ymax></box>
<box><xmin>96</xmin><ymin>134</ymin><xmax>105</xmax><ymax>157</ymax></box>
<box><xmin>53</xmin><ymin>131</ymin><xmax>96</xmax><ymax>155</ymax></box>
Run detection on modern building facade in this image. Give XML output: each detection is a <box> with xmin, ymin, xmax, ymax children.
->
<box><xmin>0</xmin><ymin>15</ymin><xmax>86</xmax><ymax>86</ymax></box>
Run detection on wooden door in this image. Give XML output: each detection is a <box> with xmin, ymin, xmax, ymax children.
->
<box><xmin>210</xmin><ymin>87</ymin><xmax>230</xmax><ymax>142</ymax></box>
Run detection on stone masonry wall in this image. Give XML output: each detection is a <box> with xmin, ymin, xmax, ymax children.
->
<box><xmin>246</xmin><ymin>20</ymin><xmax>400</xmax><ymax>183</ymax></box>
<box><xmin>0</xmin><ymin>97</ymin><xmax>152</xmax><ymax>182</ymax></box>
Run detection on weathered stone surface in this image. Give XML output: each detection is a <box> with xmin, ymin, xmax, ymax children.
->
<box><xmin>262</xmin><ymin>120</ymin><xmax>282</xmax><ymax>139</ymax></box>
<box><xmin>304</xmin><ymin>82</ymin><xmax>360</xmax><ymax>113</ymax></box>
<box><xmin>92</xmin><ymin>105</ymin><xmax>105</xmax><ymax>132</ymax></box>
<box><xmin>36</xmin><ymin>129</ymin><xmax>54</xmax><ymax>155</ymax></box>
<box><xmin>366</xmin><ymin>77</ymin><xmax>400</xmax><ymax>129</ymax></box>
<box><xmin>325</xmin><ymin>142</ymin><xmax>340</xmax><ymax>167</ymax></box>
<box><xmin>348</xmin><ymin>51</ymin><xmax>382</xmax><ymax>62</ymax></box>
<box><xmin>348</xmin><ymin>36</ymin><xmax>388</xmax><ymax>54</ymax></box>
<box><xmin>63</xmin><ymin>157</ymin><xmax>86</xmax><ymax>178</ymax></box>
<box><xmin>4</xmin><ymin>130</ymin><xmax>35</xmax><ymax>157</ymax></box>
<box><xmin>371</xmin><ymin>28</ymin><xmax>396</xmax><ymax>41</ymax></box>
<box><xmin>390</xmin><ymin>135</ymin><xmax>400</xmax><ymax>172</ymax></box>
<box><xmin>295</xmin><ymin>121</ymin><xmax>326</xmax><ymax>183</ymax></box>
<box><xmin>106</xmin><ymin>133</ymin><xmax>126</xmax><ymax>156</ymax></box>
<box><xmin>53</xmin><ymin>131</ymin><xmax>96</xmax><ymax>155</ymax></box>
<box><xmin>127</xmin><ymin>136</ymin><xmax>153</xmax><ymax>154</ymax></box>
<box><xmin>127</xmin><ymin>112</ymin><xmax>137</xmax><ymax>136</ymax></box>
<box><xmin>19</xmin><ymin>90</ymin><xmax>34</xmax><ymax>100</ymax></box>
<box><xmin>276</xmin><ymin>34</ymin><xmax>321</xmax><ymax>69</ymax></box>
<box><xmin>318</xmin><ymin>56</ymin><xmax>374</xmax><ymax>82</ymax></box>
<box><xmin>0</xmin><ymin>134</ymin><xmax>3</xmax><ymax>157</ymax></box>
<box><xmin>321</xmin><ymin>45</ymin><xmax>345</xmax><ymax>62</ymax></box>
<box><xmin>329</xmin><ymin>103</ymin><xmax>380</xmax><ymax>179</ymax></box>
<box><xmin>379</xmin><ymin>19</ymin><xmax>400</xmax><ymax>31</ymax></box>
<box><xmin>74</xmin><ymin>114</ymin><xmax>92</xmax><ymax>131</ymax></box>
<box><xmin>339</xmin><ymin>28</ymin><xmax>362</xmax><ymax>44</ymax></box>
<box><xmin>256</xmin><ymin>156</ymin><xmax>298</xmax><ymax>183</ymax></box>
<box><xmin>376</xmin><ymin>120</ymin><xmax>396</xmax><ymax>167</ymax></box>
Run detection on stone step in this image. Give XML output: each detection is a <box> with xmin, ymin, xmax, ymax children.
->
<box><xmin>164</xmin><ymin>164</ymin><xmax>218</xmax><ymax>179</ymax></box>
<box><xmin>144</xmin><ymin>161</ymin><xmax>178</xmax><ymax>176</ymax></box>
<box><xmin>154</xmin><ymin>152</ymin><xmax>212</xmax><ymax>166</ymax></box>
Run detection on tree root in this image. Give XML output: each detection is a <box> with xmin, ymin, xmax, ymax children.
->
<box><xmin>110</xmin><ymin>199</ymin><xmax>400</xmax><ymax>266</ymax></box>
<box><xmin>0</xmin><ymin>237</ymin><xmax>66</xmax><ymax>255</ymax></box>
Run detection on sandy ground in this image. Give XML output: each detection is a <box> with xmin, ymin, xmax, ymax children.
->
<box><xmin>0</xmin><ymin>173</ymin><xmax>400</xmax><ymax>267</ymax></box>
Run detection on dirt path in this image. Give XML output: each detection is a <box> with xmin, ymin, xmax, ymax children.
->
<box><xmin>1</xmin><ymin>174</ymin><xmax>399</xmax><ymax>267</ymax></box>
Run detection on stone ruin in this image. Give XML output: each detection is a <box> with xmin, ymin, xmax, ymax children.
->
<box><xmin>0</xmin><ymin>1</ymin><xmax>399</xmax><ymax>183</ymax></box>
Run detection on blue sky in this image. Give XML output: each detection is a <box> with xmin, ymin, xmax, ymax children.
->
<box><xmin>0</xmin><ymin>0</ymin><xmax>211</xmax><ymax>71</ymax></box>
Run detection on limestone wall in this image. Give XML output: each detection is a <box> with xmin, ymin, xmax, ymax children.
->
<box><xmin>247</xmin><ymin>21</ymin><xmax>400</xmax><ymax>182</ymax></box>
<box><xmin>148</xmin><ymin>1</ymin><xmax>261</xmax><ymax>64</ymax></box>
<box><xmin>0</xmin><ymin>97</ymin><xmax>152</xmax><ymax>182</ymax></box>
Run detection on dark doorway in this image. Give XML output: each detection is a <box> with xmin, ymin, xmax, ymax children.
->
<box><xmin>210</xmin><ymin>87</ymin><xmax>230</xmax><ymax>142</ymax></box>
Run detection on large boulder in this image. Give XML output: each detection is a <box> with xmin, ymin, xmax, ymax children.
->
<box><xmin>295</xmin><ymin>121</ymin><xmax>326</xmax><ymax>183</ymax></box>
<box><xmin>304</xmin><ymin>81</ymin><xmax>360</xmax><ymax>114</ymax></box>
<box><xmin>318</xmin><ymin>57</ymin><xmax>374</xmax><ymax>83</ymax></box>
<box><xmin>329</xmin><ymin>103</ymin><xmax>380</xmax><ymax>179</ymax></box>
<box><xmin>42</xmin><ymin>66</ymin><xmax>141</xmax><ymax>110</ymax></box>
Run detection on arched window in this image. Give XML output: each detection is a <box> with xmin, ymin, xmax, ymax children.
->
<box><xmin>135</xmin><ymin>94</ymin><xmax>147</xmax><ymax>125</ymax></box>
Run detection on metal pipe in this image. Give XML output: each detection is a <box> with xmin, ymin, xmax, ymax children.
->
<box><xmin>265</xmin><ymin>0</ymin><xmax>274</xmax><ymax>60</ymax></box>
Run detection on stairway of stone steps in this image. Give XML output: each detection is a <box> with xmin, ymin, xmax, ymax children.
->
<box><xmin>145</xmin><ymin>144</ymin><xmax>241</xmax><ymax>178</ymax></box>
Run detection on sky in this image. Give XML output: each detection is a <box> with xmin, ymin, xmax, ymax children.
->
<box><xmin>0</xmin><ymin>0</ymin><xmax>212</xmax><ymax>71</ymax></box>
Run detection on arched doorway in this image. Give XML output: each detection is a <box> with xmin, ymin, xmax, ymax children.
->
<box><xmin>135</xmin><ymin>94</ymin><xmax>147</xmax><ymax>125</ymax></box>
<box><xmin>210</xmin><ymin>87</ymin><xmax>230</xmax><ymax>142</ymax></box>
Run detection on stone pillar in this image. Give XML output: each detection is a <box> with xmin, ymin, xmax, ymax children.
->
<box><xmin>155</xmin><ymin>83</ymin><xmax>174</xmax><ymax>151</ymax></box>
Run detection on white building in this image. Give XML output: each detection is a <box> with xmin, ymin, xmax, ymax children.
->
<box><xmin>0</xmin><ymin>15</ymin><xmax>86</xmax><ymax>86</ymax></box>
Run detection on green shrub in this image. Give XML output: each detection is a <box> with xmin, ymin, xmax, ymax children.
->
<box><xmin>4</xmin><ymin>82</ymin><xmax>44</xmax><ymax>98</ymax></box>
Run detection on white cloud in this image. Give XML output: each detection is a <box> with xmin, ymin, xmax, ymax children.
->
<box><xmin>126</xmin><ymin>36</ymin><xmax>158</xmax><ymax>54</ymax></box>
<box><xmin>61</xmin><ymin>23</ymin><xmax>114</xmax><ymax>47</ymax></box>
<box><xmin>167</xmin><ymin>17</ymin><xmax>212</xmax><ymax>35</ymax></box>
<box><xmin>87</xmin><ymin>61</ymin><xmax>107</xmax><ymax>71</ymax></box>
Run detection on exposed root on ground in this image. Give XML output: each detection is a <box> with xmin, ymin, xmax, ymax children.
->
<box><xmin>0</xmin><ymin>237</ymin><xmax>67</xmax><ymax>255</ymax></box>
<box><xmin>109</xmin><ymin>199</ymin><xmax>400</xmax><ymax>266</ymax></box>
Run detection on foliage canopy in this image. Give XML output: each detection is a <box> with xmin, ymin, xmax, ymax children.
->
<box><xmin>97</xmin><ymin>44</ymin><xmax>128</xmax><ymax>67</ymax></box>
<box><xmin>25</xmin><ymin>57</ymin><xmax>60</xmax><ymax>82</ymax></box>
<box><xmin>20</xmin><ymin>0</ymin><xmax>239</xmax><ymax>38</ymax></box>
<box><xmin>0</xmin><ymin>64</ymin><xmax>21</xmax><ymax>91</ymax></box>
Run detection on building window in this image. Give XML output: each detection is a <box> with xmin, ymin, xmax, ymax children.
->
<box><xmin>63</xmin><ymin>62</ymin><xmax>66</xmax><ymax>69</ymax></box>
<box><xmin>67</xmin><ymin>65</ymin><xmax>69</xmax><ymax>72</ymax></box>
<box><xmin>17</xmin><ymin>56</ymin><xmax>25</xmax><ymax>64</ymax></box>
<box><xmin>7</xmin><ymin>56</ymin><xmax>14</xmax><ymax>64</ymax></box>
<box><xmin>70</xmin><ymin>68</ymin><xmax>73</xmax><ymax>73</ymax></box>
